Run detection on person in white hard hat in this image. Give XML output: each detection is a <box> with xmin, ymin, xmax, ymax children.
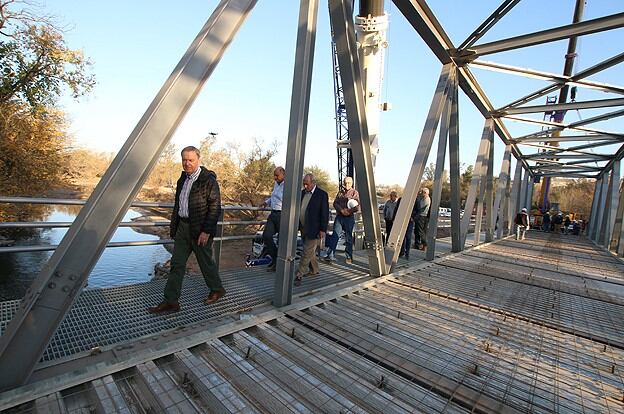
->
<box><xmin>323</xmin><ymin>176</ymin><xmax>360</xmax><ymax>264</ymax></box>
<box><xmin>514</xmin><ymin>207</ymin><xmax>530</xmax><ymax>240</ymax></box>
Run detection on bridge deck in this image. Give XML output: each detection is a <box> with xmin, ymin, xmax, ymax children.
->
<box><xmin>1</xmin><ymin>233</ymin><xmax>623</xmax><ymax>413</ymax></box>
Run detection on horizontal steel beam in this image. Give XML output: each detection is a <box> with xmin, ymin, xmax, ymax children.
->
<box><xmin>536</xmin><ymin>172</ymin><xmax>598</xmax><ymax>178</ymax></box>
<box><xmin>513</xmin><ymin>134</ymin><xmax>623</xmax><ymax>143</ymax></box>
<box><xmin>497</xmin><ymin>98</ymin><xmax>624</xmax><ymax>116</ymax></box>
<box><xmin>523</xmin><ymin>153</ymin><xmax>611</xmax><ymax>160</ymax></box>
<box><xmin>472</xmin><ymin>60</ymin><xmax>624</xmax><ymax>97</ymax></box>
<box><xmin>464</xmin><ymin>12</ymin><xmax>624</xmax><ymax>58</ymax></box>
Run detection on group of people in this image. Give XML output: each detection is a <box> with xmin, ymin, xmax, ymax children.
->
<box><xmin>147</xmin><ymin>146</ymin><xmax>438</xmax><ymax>314</ymax></box>
<box><xmin>382</xmin><ymin>188</ymin><xmax>431</xmax><ymax>259</ymax></box>
<box><xmin>261</xmin><ymin>169</ymin><xmax>360</xmax><ymax>285</ymax></box>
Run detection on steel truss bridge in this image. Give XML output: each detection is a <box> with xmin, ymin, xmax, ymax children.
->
<box><xmin>1</xmin><ymin>0</ymin><xmax>624</xmax><ymax>412</ymax></box>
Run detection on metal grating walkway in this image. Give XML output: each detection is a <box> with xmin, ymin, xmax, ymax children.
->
<box><xmin>1</xmin><ymin>233</ymin><xmax>623</xmax><ymax>413</ymax></box>
<box><xmin>0</xmin><ymin>259</ymin><xmax>374</xmax><ymax>362</ymax></box>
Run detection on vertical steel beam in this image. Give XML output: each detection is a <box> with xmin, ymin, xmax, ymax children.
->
<box><xmin>587</xmin><ymin>178</ymin><xmax>600</xmax><ymax>237</ymax></box>
<box><xmin>484</xmin><ymin>130</ymin><xmax>495</xmax><ymax>242</ymax></box>
<box><xmin>526</xmin><ymin>176</ymin><xmax>534</xmax><ymax>211</ymax></box>
<box><xmin>611</xmin><ymin>174</ymin><xmax>624</xmax><ymax>253</ymax></box>
<box><xmin>605</xmin><ymin>160</ymin><xmax>620</xmax><ymax>249</ymax></box>
<box><xmin>508</xmin><ymin>161</ymin><xmax>523</xmax><ymax>234</ymax></box>
<box><xmin>617</xmin><ymin>183</ymin><xmax>624</xmax><ymax>256</ymax></box>
<box><xmin>592</xmin><ymin>178</ymin><xmax>607</xmax><ymax>242</ymax></box>
<box><xmin>273</xmin><ymin>0</ymin><xmax>319</xmax><ymax>307</ymax></box>
<box><xmin>460</xmin><ymin>119</ymin><xmax>493</xmax><ymax>248</ymax></box>
<box><xmin>330</xmin><ymin>0</ymin><xmax>386</xmax><ymax>276</ymax></box>
<box><xmin>599</xmin><ymin>167</ymin><xmax>615</xmax><ymax>245</ymax></box>
<box><xmin>0</xmin><ymin>0</ymin><xmax>257</xmax><ymax>391</ymax></box>
<box><xmin>384</xmin><ymin>64</ymin><xmax>453</xmax><ymax>270</ymax></box>
<box><xmin>493</xmin><ymin>145</ymin><xmax>512</xmax><ymax>239</ymax></box>
<box><xmin>426</xmin><ymin>81</ymin><xmax>453</xmax><ymax>261</ymax></box>
<box><xmin>500</xmin><ymin>170</ymin><xmax>512</xmax><ymax>237</ymax></box>
<box><xmin>519</xmin><ymin>170</ymin><xmax>529</xmax><ymax>211</ymax></box>
<box><xmin>448</xmin><ymin>73</ymin><xmax>462</xmax><ymax>252</ymax></box>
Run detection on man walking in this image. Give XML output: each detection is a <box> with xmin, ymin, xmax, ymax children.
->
<box><xmin>148</xmin><ymin>146</ymin><xmax>225</xmax><ymax>313</ymax></box>
<box><xmin>414</xmin><ymin>188</ymin><xmax>430</xmax><ymax>250</ymax></box>
<box><xmin>383</xmin><ymin>191</ymin><xmax>398</xmax><ymax>245</ymax></box>
<box><xmin>261</xmin><ymin>167</ymin><xmax>285</xmax><ymax>271</ymax></box>
<box><xmin>295</xmin><ymin>174</ymin><xmax>329</xmax><ymax>286</ymax></box>
<box><xmin>323</xmin><ymin>176</ymin><xmax>360</xmax><ymax>264</ymax></box>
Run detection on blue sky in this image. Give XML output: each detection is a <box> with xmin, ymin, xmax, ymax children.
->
<box><xmin>48</xmin><ymin>0</ymin><xmax>624</xmax><ymax>185</ymax></box>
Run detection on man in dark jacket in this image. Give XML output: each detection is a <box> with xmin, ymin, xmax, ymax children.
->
<box><xmin>148</xmin><ymin>146</ymin><xmax>225</xmax><ymax>313</ymax></box>
<box><xmin>295</xmin><ymin>173</ymin><xmax>329</xmax><ymax>286</ymax></box>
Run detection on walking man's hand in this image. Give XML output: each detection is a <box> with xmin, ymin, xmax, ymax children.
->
<box><xmin>198</xmin><ymin>232</ymin><xmax>210</xmax><ymax>246</ymax></box>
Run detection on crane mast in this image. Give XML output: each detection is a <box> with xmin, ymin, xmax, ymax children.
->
<box><xmin>331</xmin><ymin>0</ymin><xmax>389</xmax><ymax>188</ymax></box>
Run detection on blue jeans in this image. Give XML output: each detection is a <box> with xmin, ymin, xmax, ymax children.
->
<box><xmin>401</xmin><ymin>220</ymin><xmax>414</xmax><ymax>257</ymax></box>
<box><xmin>327</xmin><ymin>214</ymin><xmax>355</xmax><ymax>258</ymax></box>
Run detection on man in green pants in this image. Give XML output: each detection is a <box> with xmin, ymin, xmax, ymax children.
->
<box><xmin>148</xmin><ymin>146</ymin><xmax>225</xmax><ymax>313</ymax></box>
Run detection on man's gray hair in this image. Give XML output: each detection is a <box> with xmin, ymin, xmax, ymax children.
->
<box><xmin>275</xmin><ymin>166</ymin><xmax>285</xmax><ymax>174</ymax></box>
<box><xmin>303</xmin><ymin>173</ymin><xmax>316</xmax><ymax>183</ymax></box>
<box><xmin>181</xmin><ymin>146</ymin><xmax>201</xmax><ymax>158</ymax></box>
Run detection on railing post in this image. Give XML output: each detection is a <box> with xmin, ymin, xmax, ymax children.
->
<box><xmin>214</xmin><ymin>209</ymin><xmax>225</xmax><ymax>271</ymax></box>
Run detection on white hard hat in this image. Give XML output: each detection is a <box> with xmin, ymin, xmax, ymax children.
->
<box><xmin>347</xmin><ymin>199</ymin><xmax>359</xmax><ymax>209</ymax></box>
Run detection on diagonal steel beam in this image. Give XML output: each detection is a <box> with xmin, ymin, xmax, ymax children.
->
<box><xmin>0</xmin><ymin>0</ymin><xmax>258</xmax><ymax>391</ymax></box>
<box><xmin>458</xmin><ymin>0</ymin><xmax>521</xmax><ymax>50</ymax></box>
<box><xmin>426</xmin><ymin>78</ymin><xmax>453</xmax><ymax>260</ymax></box>
<box><xmin>572</xmin><ymin>51</ymin><xmax>624</xmax><ymax>82</ymax></box>
<box><xmin>568</xmin><ymin>108</ymin><xmax>624</xmax><ymax>128</ymax></box>
<box><xmin>330</xmin><ymin>0</ymin><xmax>386</xmax><ymax>276</ymax></box>
<box><xmin>460</xmin><ymin>119</ymin><xmax>493</xmax><ymax>248</ymax></box>
<box><xmin>463</xmin><ymin>12</ymin><xmax>624</xmax><ymax>58</ymax></box>
<box><xmin>385</xmin><ymin>64</ymin><xmax>453</xmax><ymax>270</ymax></box>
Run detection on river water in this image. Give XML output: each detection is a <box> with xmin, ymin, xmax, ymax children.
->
<box><xmin>0</xmin><ymin>208</ymin><xmax>171</xmax><ymax>301</ymax></box>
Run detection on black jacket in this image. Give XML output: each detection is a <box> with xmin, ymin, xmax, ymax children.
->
<box><xmin>299</xmin><ymin>186</ymin><xmax>329</xmax><ymax>240</ymax></box>
<box><xmin>170</xmin><ymin>167</ymin><xmax>221</xmax><ymax>240</ymax></box>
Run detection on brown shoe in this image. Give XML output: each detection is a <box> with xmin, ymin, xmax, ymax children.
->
<box><xmin>148</xmin><ymin>302</ymin><xmax>180</xmax><ymax>313</ymax></box>
<box><xmin>205</xmin><ymin>289</ymin><xmax>226</xmax><ymax>305</ymax></box>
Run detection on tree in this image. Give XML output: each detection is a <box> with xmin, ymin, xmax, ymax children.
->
<box><xmin>549</xmin><ymin>179</ymin><xmax>595</xmax><ymax>218</ymax></box>
<box><xmin>304</xmin><ymin>165</ymin><xmax>337</xmax><ymax>197</ymax></box>
<box><xmin>0</xmin><ymin>1</ymin><xmax>95</xmax><ymax>109</ymax></box>
<box><xmin>0</xmin><ymin>0</ymin><xmax>95</xmax><ymax>200</ymax></box>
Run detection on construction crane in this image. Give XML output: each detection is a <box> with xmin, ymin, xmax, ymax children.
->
<box><xmin>331</xmin><ymin>0</ymin><xmax>390</xmax><ymax>189</ymax></box>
